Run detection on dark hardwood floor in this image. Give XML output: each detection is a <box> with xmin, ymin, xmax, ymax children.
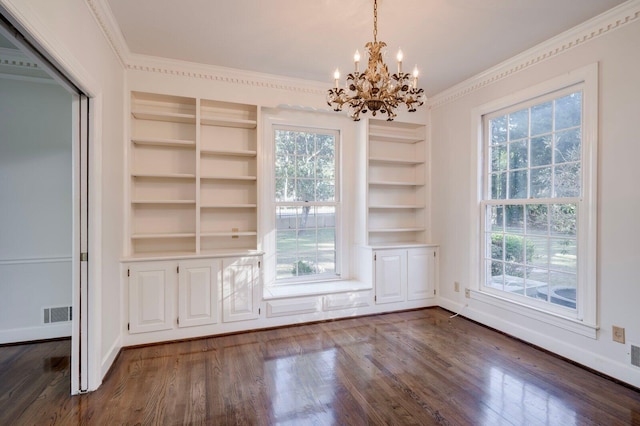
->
<box><xmin>2</xmin><ymin>308</ymin><xmax>640</xmax><ymax>425</ymax></box>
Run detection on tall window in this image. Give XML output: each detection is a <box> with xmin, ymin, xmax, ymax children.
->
<box><xmin>274</xmin><ymin>126</ymin><xmax>339</xmax><ymax>281</ymax></box>
<box><xmin>482</xmin><ymin>86</ymin><xmax>586</xmax><ymax>315</ymax></box>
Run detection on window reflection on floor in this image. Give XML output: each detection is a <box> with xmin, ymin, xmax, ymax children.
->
<box><xmin>484</xmin><ymin>366</ymin><xmax>577</xmax><ymax>425</ymax></box>
<box><xmin>268</xmin><ymin>348</ymin><xmax>337</xmax><ymax>424</ymax></box>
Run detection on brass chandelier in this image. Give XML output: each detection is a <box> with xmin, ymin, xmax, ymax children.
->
<box><xmin>326</xmin><ymin>0</ymin><xmax>426</xmax><ymax>121</ymax></box>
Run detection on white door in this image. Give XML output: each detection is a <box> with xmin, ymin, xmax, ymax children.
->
<box><xmin>178</xmin><ymin>260</ymin><xmax>219</xmax><ymax>328</ymax></box>
<box><xmin>374</xmin><ymin>249</ymin><xmax>406</xmax><ymax>304</ymax></box>
<box><xmin>407</xmin><ymin>247</ymin><xmax>436</xmax><ymax>301</ymax></box>
<box><xmin>222</xmin><ymin>257</ymin><xmax>260</xmax><ymax>322</ymax></box>
<box><xmin>129</xmin><ymin>262</ymin><xmax>175</xmax><ymax>333</ymax></box>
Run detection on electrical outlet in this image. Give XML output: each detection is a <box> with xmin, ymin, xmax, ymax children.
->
<box><xmin>612</xmin><ymin>326</ymin><xmax>625</xmax><ymax>344</ymax></box>
<box><xmin>454</xmin><ymin>281</ymin><xmax>460</xmax><ymax>292</ymax></box>
<box><xmin>464</xmin><ymin>288</ymin><xmax>470</xmax><ymax>298</ymax></box>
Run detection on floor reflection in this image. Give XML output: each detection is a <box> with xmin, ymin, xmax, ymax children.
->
<box><xmin>483</xmin><ymin>366</ymin><xmax>577</xmax><ymax>425</ymax></box>
<box><xmin>267</xmin><ymin>347</ymin><xmax>337</xmax><ymax>424</ymax></box>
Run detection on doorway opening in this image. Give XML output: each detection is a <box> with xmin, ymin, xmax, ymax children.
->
<box><xmin>0</xmin><ymin>12</ymin><xmax>89</xmax><ymax>395</ymax></box>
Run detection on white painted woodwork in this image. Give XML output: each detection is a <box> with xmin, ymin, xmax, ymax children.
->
<box><xmin>366</xmin><ymin>119</ymin><xmax>427</xmax><ymax>246</ymax></box>
<box><xmin>323</xmin><ymin>291</ymin><xmax>371</xmax><ymax>311</ymax></box>
<box><xmin>266</xmin><ymin>297</ymin><xmax>320</xmax><ymax>318</ymax></box>
<box><xmin>178</xmin><ymin>260</ymin><xmax>219</xmax><ymax>328</ymax></box>
<box><xmin>128</xmin><ymin>262</ymin><xmax>174</xmax><ymax>333</ymax></box>
<box><xmin>129</xmin><ymin>92</ymin><xmax>258</xmax><ymax>257</ymax></box>
<box><xmin>407</xmin><ymin>247</ymin><xmax>437</xmax><ymax>301</ymax></box>
<box><xmin>374</xmin><ymin>249</ymin><xmax>407</xmax><ymax>304</ymax></box>
<box><xmin>222</xmin><ymin>257</ymin><xmax>261</xmax><ymax>322</ymax></box>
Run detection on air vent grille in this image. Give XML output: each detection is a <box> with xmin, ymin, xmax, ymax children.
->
<box><xmin>632</xmin><ymin>344</ymin><xmax>640</xmax><ymax>368</ymax></box>
<box><xmin>43</xmin><ymin>306</ymin><xmax>72</xmax><ymax>324</ymax></box>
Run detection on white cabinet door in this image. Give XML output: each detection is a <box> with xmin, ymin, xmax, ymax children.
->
<box><xmin>374</xmin><ymin>249</ymin><xmax>407</xmax><ymax>304</ymax></box>
<box><xmin>407</xmin><ymin>247</ymin><xmax>436</xmax><ymax>301</ymax></box>
<box><xmin>129</xmin><ymin>262</ymin><xmax>175</xmax><ymax>334</ymax></box>
<box><xmin>178</xmin><ymin>260</ymin><xmax>220</xmax><ymax>328</ymax></box>
<box><xmin>222</xmin><ymin>257</ymin><xmax>261</xmax><ymax>322</ymax></box>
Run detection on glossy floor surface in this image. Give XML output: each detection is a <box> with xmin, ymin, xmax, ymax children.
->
<box><xmin>2</xmin><ymin>308</ymin><xmax>640</xmax><ymax>425</ymax></box>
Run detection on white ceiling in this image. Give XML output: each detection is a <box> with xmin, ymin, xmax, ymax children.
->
<box><xmin>105</xmin><ymin>0</ymin><xmax>626</xmax><ymax>96</ymax></box>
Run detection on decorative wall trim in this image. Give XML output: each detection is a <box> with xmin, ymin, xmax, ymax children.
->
<box><xmin>0</xmin><ymin>46</ymin><xmax>41</xmax><ymax>70</ymax></box>
<box><xmin>428</xmin><ymin>0</ymin><xmax>640</xmax><ymax>109</ymax></box>
<box><xmin>85</xmin><ymin>0</ymin><xmax>129</xmax><ymax>66</ymax></box>
<box><xmin>0</xmin><ymin>256</ymin><xmax>72</xmax><ymax>266</ymax></box>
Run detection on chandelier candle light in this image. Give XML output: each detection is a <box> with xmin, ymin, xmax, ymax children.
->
<box><xmin>327</xmin><ymin>0</ymin><xmax>426</xmax><ymax>121</ymax></box>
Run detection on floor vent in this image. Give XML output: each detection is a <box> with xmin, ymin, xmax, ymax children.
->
<box><xmin>43</xmin><ymin>306</ymin><xmax>72</xmax><ymax>324</ymax></box>
<box><xmin>632</xmin><ymin>344</ymin><xmax>640</xmax><ymax>368</ymax></box>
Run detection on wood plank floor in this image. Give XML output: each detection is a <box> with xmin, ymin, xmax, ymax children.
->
<box><xmin>2</xmin><ymin>308</ymin><xmax>640</xmax><ymax>425</ymax></box>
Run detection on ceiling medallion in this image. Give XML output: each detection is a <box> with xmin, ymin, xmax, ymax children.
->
<box><xmin>326</xmin><ymin>0</ymin><xmax>426</xmax><ymax>121</ymax></box>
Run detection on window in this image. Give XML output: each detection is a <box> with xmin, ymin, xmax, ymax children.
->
<box><xmin>274</xmin><ymin>126</ymin><xmax>340</xmax><ymax>281</ymax></box>
<box><xmin>478</xmin><ymin>65</ymin><xmax>597</xmax><ymax>328</ymax></box>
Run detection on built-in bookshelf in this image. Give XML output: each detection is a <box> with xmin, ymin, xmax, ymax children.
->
<box><xmin>129</xmin><ymin>92</ymin><xmax>259</xmax><ymax>258</ymax></box>
<box><xmin>367</xmin><ymin>119</ymin><xmax>427</xmax><ymax>246</ymax></box>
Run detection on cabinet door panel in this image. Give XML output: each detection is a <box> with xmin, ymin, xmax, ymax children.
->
<box><xmin>178</xmin><ymin>260</ymin><xmax>219</xmax><ymax>328</ymax></box>
<box><xmin>407</xmin><ymin>248</ymin><xmax>436</xmax><ymax>301</ymax></box>
<box><xmin>129</xmin><ymin>262</ymin><xmax>175</xmax><ymax>334</ymax></box>
<box><xmin>223</xmin><ymin>257</ymin><xmax>260</xmax><ymax>322</ymax></box>
<box><xmin>374</xmin><ymin>249</ymin><xmax>406</xmax><ymax>304</ymax></box>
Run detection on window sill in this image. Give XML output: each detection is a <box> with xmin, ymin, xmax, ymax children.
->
<box><xmin>470</xmin><ymin>289</ymin><xmax>598</xmax><ymax>339</ymax></box>
<box><xmin>263</xmin><ymin>280</ymin><xmax>372</xmax><ymax>300</ymax></box>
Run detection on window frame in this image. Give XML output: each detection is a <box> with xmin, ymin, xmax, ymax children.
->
<box><xmin>470</xmin><ymin>64</ymin><xmax>598</xmax><ymax>337</ymax></box>
<box><xmin>272</xmin><ymin>124</ymin><xmax>342</xmax><ymax>284</ymax></box>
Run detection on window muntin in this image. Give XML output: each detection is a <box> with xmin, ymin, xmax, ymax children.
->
<box><xmin>274</xmin><ymin>127</ymin><xmax>339</xmax><ymax>281</ymax></box>
<box><xmin>482</xmin><ymin>88</ymin><xmax>582</xmax><ymax>312</ymax></box>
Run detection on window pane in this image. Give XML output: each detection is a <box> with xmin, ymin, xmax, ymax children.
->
<box><xmin>488</xmin><ymin>260</ymin><xmax>505</xmax><ymax>290</ymax></box>
<box><xmin>526</xmin><ymin>236</ymin><xmax>549</xmax><ymax>267</ymax></box>
<box><xmin>491</xmin><ymin>115</ymin><xmax>507</xmax><ymax>144</ymax></box>
<box><xmin>554</xmin><ymin>163</ymin><xmax>581</xmax><ymax>198</ymax></box>
<box><xmin>489</xmin><ymin>205</ymin><xmax>504</xmax><ymax>232</ymax></box>
<box><xmin>316</xmin><ymin>180</ymin><xmax>335</xmax><ymax>202</ymax></box>
<box><xmin>317</xmin><ymin>134</ymin><xmax>335</xmax><ymax>156</ymax></box>
<box><xmin>509</xmin><ymin>140</ymin><xmax>527</xmax><ymax>170</ymax></box>
<box><xmin>555</xmin><ymin>129</ymin><xmax>581</xmax><ymax>164</ymax></box>
<box><xmin>550</xmin><ymin>238</ymin><xmax>577</xmax><ymax>273</ymax></box>
<box><xmin>505</xmin><ymin>205</ymin><xmax>524</xmax><ymax>234</ymax></box>
<box><xmin>529</xmin><ymin>167</ymin><xmax>551</xmax><ymax>199</ymax></box>
<box><xmin>526</xmin><ymin>204</ymin><xmax>548</xmax><ymax>235</ymax></box>
<box><xmin>275</xmin><ymin>177</ymin><xmax>295</xmax><ymax>202</ymax></box>
<box><xmin>549</xmin><ymin>272</ymin><xmax>577</xmax><ymax>309</ymax></box>
<box><xmin>316</xmin><ymin>156</ymin><xmax>335</xmax><ymax>180</ymax></box>
<box><xmin>491</xmin><ymin>144</ymin><xmax>507</xmax><ymax>172</ymax></box>
<box><xmin>531</xmin><ymin>101</ymin><xmax>553</xmax><ymax>136</ymax></box>
<box><xmin>551</xmin><ymin>204</ymin><xmax>577</xmax><ymax>237</ymax></box>
<box><xmin>491</xmin><ymin>234</ymin><xmax>504</xmax><ymax>261</ymax></box>
<box><xmin>530</xmin><ymin>135</ymin><xmax>552</xmax><ymax>167</ymax></box>
<box><xmin>555</xmin><ymin>92</ymin><xmax>582</xmax><ymax>130</ymax></box>
<box><xmin>508</xmin><ymin>170</ymin><xmax>527</xmax><ymax>199</ymax></box>
<box><xmin>491</xmin><ymin>173</ymin><xmax>507</xmax><ymax>199</ymax></box>
<box><xmin>509</xmin><ymin>109</ymin><xmax>529</xmax><ymax>140</ymax></box>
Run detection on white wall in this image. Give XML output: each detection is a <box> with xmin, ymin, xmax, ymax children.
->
<box><xmin>0</xmin><ymin>0</ymin><xmax>125</xmax><ymax>389</ymax></box>
<box><xmin>431</xmin><ymin>10</ymin><xmax>640</xmax><ymax>387</ymax></box>
<box><xmin>0</xmin><ymin>78</ymin><xmax>72</xmax><ymax>343</ymax></box>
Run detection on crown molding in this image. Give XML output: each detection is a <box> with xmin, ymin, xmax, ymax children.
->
<box><xmin>127</xmin><ymin>53</ymin><xmax>328</xmax><ymax>96</ymax></box>
<box><xmin>428</xmin><ymin>0</ymin><xmax>640</xmax><ymax>109</ymax></box>
<box><xmin>0</xmin><ymin>46</ymin><xmax>40</xmax><ymax>69</ymax></box>
<box><xmin>85</xmin><ymin>0</ymin><xmax>130</xmax><ymax>66</ymax></box>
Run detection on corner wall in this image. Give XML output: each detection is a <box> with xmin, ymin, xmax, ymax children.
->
<box><xmin>431</xmin><ymin>6</ymin><xmax>640</xmax><ymax>387</ymax></box>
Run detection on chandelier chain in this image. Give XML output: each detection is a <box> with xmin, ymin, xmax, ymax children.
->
<box><xmin>373</xmin><ymin>0</ymin><xmax>378</xmax><ymax>43</ymax></box>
